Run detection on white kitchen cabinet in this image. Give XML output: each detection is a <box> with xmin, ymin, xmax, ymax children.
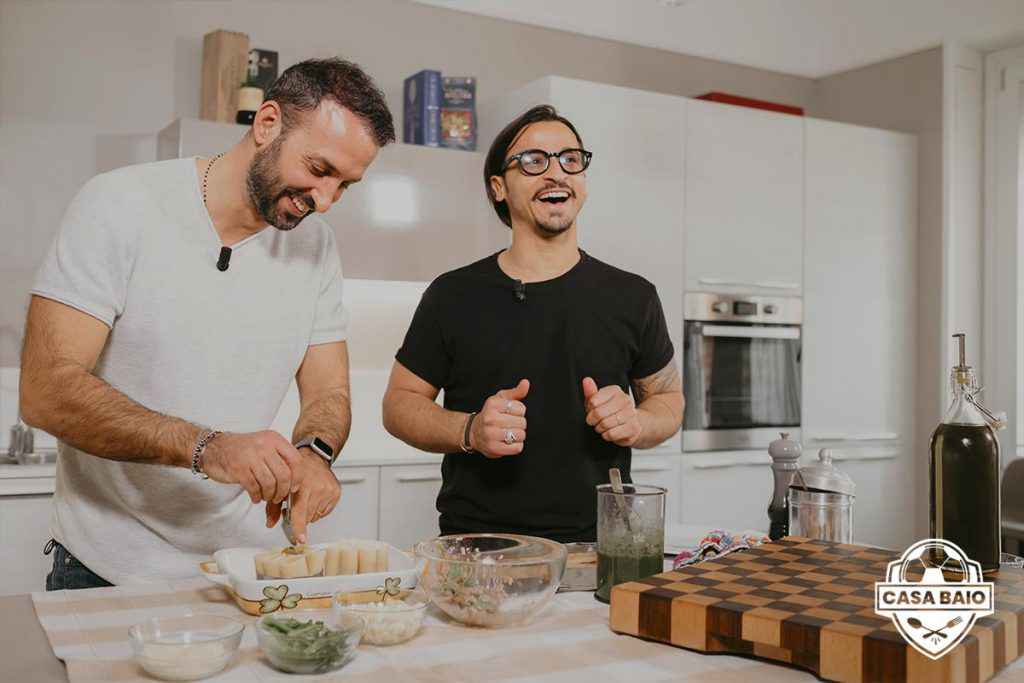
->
<box><xmin>802</xmin><ymin>118</ymin><xmax>917</xmax><ymax>550</ymax></box>
<box><xmin>825</xmin><ymin>449</ymin><xmax>904</xmax><ymax>549</ymax></box>
<box><xmin>0</xmin><ymin>494</ymin><xmax>55</xmax><ymax>595</ymax></box>
<box><xmin>684</xmin><ymin>98</ymin><xmax>804</xmax><ymax>295</ymax></box>
<box><xmin>631</xmin><ymin>452</ymin><xmax>682</xmax><ymax>525</ymax></box>
<box><xmin>679</xmin><ymin>451</ymin><xmax>772</xmax><ymax>534</ymax></box>
<box><xmin>487</xmin><ymin>77</ymin><xmax>686</xmax><ymax>365</ymax></box>
<box><xmin>316</xmin><ymin>466</ymin><xmax>380</xmax><ymax>542</ymax></box>
<box><xmin>378</xmin><ymin>464</ymin><xmax>443</xmax><ymax>550</ymax></box>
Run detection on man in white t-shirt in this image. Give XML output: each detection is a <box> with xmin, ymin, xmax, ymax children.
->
<box><xmin>19</xmin><ymin>58</ymin><xmax>395</xmax><ymax>587</ymax></box>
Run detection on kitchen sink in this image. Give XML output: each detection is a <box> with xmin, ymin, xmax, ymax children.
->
<box><xmin>3</xmin><ymin>450</ymin><xmax>58</xmax><ymax>465</ymax></box>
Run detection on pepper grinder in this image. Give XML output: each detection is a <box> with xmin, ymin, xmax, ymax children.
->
<box><xmin>767</xmin><ymin>432</ymin><xmax>802</xmax><ymax>540</ymax></box>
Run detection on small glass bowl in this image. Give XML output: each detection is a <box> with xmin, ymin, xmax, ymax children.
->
<box><xmin>128</xmin><ymin>613</ymin><xmax>243</xmax><ymax>681</ymax></box>
<box><xmin>256</xmin><ymin>608</ymin><xmax>363</xmax><ymax>674</ymax></box>
<box><xmin>334</xmin><ymin>592</ymin><xmax>428</xmax><ymax>646</ymax></box>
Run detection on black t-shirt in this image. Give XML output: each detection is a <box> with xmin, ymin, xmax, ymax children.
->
<box><xmin>395</xmin><ymin>250</ymin><xmax>674</xmax><ymax>543</ymax></box>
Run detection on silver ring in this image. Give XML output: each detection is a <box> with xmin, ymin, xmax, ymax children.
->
<box><xmin>504</xmin><ymin>399</ymin><xmax>513</xmax><ymax>414</ymax></box>
<box><xmin>504</xmin><ymin>429</ymin><xmax>517</xmax><ymax>444</ymax></box>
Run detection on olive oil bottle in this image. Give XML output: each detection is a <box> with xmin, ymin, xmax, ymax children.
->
<box><xmin>929</xmin><ymin>333</ymin><xmax>1002</xmax><ymax>573</ymax></box>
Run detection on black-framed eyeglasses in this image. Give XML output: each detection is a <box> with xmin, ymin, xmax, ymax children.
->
<box><xmin>502</xmin><ymin>148</ymin><xmax>593</xmax><ymax>176</ymax></box>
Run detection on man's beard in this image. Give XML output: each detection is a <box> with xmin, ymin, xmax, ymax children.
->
<box><xmin>535</xmin><ymin>216</ymin><xmax>573</xmax><ymax>236</ymax></box>
<box><xmin>245</xmin><ymin>133</ymin><xmax>312</xmax><ymax>231</ymax></box>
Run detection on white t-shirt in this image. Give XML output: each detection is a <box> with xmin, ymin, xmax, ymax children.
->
<box><xmin>32</xmin><ymin>158</ymin><xmax>348</xmax><ymax>584</ymax></box>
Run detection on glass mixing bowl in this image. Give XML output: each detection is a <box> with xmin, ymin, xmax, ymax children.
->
<box><xmin>256</xmin><ymin>608</ymin><xmax>363</xmax><ymax>674</ymax></box>
<box><xmin>128</xmin><ymin>613</ymin><xmax>243</xmax><ymax>681</ymax></box>
<box><xmin>415</xmin><ymin>533</ymin><xmax>567</xmax><ymax>628</ymax></box>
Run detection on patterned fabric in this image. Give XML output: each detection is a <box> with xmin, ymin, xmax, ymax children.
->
<box><xmin>672</xmin><ymin>529</ymin><xmax>770</xmax><ymax>569</ymax></box>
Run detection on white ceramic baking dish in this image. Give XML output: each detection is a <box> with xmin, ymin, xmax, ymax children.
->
<box><xmin>199</xmin><ymin>543</ymin><xmax>422</xmax><ymax>615</ymax></box>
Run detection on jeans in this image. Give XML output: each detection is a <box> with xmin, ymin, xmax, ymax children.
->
<box><xmin>44</xmin><ymin>539</ymin><xmax>113</xmax><ymax>590</ymax></box>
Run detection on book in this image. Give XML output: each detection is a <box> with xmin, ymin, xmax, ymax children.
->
<box><xmin>247</xmin><ymin>49</ymin><xmax>278</xmax><ymax>92</ymax></box>
<box><xmin>440</xmin><ymin>77</ymin><xmax>477</xmax><ymax>151</ymax></box>
<box><xmin>403</xmin><ymin>70</ymin><xmax>442</xmax><ymax>147</ymax></box>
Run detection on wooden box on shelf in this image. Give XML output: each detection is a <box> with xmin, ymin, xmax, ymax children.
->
<box><xmin>200</xmin><ymin>29</ymin><xmax>250</xmax><ymax>123</ymax></box>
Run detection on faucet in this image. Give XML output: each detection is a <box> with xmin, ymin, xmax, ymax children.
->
<box><xmin>5</xmin><ymin>325</ymin><xmax>35</xmax><ymax>463</ymax></box>
<box><xmin>8</xmin><ymin>416</ymin><xmax>35</xmax><ymax>462</ymax></box>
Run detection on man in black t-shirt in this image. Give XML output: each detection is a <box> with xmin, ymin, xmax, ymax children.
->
<box><xmin>382</xmin><ymin>105</ymin><xmax>684</xmax><ymax>542</ymax></box>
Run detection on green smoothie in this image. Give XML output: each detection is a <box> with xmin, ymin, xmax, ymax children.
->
<box><xmin>595</xmin><ymin>548</ymin><xmax>664</xmax><ymax>603</ymax></box>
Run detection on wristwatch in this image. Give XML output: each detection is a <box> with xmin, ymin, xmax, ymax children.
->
<box><xmin>294</xmin><ymin>436</ymin><xmax>336</xmax><ymax>466</ymax></box>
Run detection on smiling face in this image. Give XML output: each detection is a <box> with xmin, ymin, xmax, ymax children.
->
<box><xmin>490</xmin><ymin>120</ymin><xmax>588</xmax><ymax>237</ymax></box>
<box><xmin>247</xmin><ymin>99</ymin><xmax>380</xmax><ymax>230</ymax></box>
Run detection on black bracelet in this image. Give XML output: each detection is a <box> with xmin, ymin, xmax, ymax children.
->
<box><xmin>461</xmin><ymin>412</ymin><xmax>478</xmax><ymax>453</ymax></box>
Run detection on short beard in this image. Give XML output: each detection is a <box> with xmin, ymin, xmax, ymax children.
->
<box><xmin>245</xmin><ymin>132</ymin><xmax>307</xmax><ymax>231</ymax></box>
<box><xmin>535</xmin><ymin>216</ymin><xmax>573</xmax><ymax>236</ymax></box>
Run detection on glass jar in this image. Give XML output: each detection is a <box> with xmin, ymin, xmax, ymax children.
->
<box><xmin>787</xmin><ymin>449</ymin><xmax>855</xmax><ymax>544</ymax></box>
<box><xmin>595</xmin><ymin>484</ymin><xmax>665</xmax><ymax>603</ymax></box>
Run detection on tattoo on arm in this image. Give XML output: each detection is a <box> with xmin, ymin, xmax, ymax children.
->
<box><xmin>632</xmin><ymin>362</ymin><xmax>681</xmax><ymax>404</ymax></box>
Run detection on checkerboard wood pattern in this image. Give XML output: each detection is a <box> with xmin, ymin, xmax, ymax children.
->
<box><xmin>609</xmin><ymin>537</ymin><xmax>1024</xmax><ymax>682</ymax></box>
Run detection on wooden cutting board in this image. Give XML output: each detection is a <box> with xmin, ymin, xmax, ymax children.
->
<box><xmin>609</xmin><ymin>537</ymin><xmax>1024</xmax><ymax>682</ymax></box>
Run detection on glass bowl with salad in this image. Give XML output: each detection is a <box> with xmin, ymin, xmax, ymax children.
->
<box><xmin>256</xmin><ymin>608</ymin><xmax>363</xmax><ymax>674</ymax></box>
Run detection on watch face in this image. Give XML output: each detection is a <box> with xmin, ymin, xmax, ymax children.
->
<box><xmin>311</xmin><ymin>437</ymin><xmax>334</xmax><ymax>459</ymax></box>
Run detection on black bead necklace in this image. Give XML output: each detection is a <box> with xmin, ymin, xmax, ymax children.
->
<box><xmin>202</xmin><ymin>153</ymin><xmax>223</xmax><ymax>207</ymax></box>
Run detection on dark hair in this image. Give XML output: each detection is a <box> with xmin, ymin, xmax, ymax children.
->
<box><xmin>264</xmin><ymin>58</ymin><xmax>395</xmax><ymax>147</ymax></box>
<box><xmin>484</xmin><ymin>104</ymin><xmax>584</xmax><ymax>228</ymax></box>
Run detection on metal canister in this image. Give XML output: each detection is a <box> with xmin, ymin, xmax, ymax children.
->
<box><xmin>788</xmin><ymin>449</ymin><xmax>856</xmax><ymax>544</ymax></box>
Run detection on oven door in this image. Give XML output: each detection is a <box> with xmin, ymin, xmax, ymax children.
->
<box><xmin>682</xmin><ymin>321</ymin><xmax>801</xmax><ymax>451</ymax></box>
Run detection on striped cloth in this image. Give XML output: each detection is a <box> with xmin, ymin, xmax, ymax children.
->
<box><xmin>32</xmin><ymin>577</ymin><xmax>1024</xmax><ymax>682</ymax></box>
<box><xmin>30</xmin><ymin>576</ymin><xmax>830</xmax><ymax>683</ymax></box>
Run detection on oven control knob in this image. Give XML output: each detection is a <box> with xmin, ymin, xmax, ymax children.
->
<box><xmin>763</xmin><ymin>304</ymin><xmax>778</xmax><ymax>315</ymax></box>
<box><xmin>712</xmin><ymin>302</ymin><xmax>730</xmax><ymax>314</ymax></box>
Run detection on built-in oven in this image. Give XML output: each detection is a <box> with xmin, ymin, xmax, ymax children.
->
<box><xmin>682</xmin><ymin>292</ymin><xmax>802</xmax><ymax>452</ymax></box>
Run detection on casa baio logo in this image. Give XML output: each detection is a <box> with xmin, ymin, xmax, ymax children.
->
<box><xmin>874</xmin><ymin>538</ymin><xmax>994</xmax><ymax>660</ymax></box>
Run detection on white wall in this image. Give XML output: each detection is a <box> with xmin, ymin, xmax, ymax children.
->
<box><xmin>0</xmin><ymin>0</ymin><xmax>819</xmax><ymax>367</ymax></box>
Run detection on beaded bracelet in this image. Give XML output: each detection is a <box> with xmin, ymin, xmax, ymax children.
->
<box><xmin>191</xmin><ymin>429</ymin><xmax>221</xmax><ymax>479</ymax></box>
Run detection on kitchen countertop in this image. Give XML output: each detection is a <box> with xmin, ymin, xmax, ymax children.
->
<box><xmin>0</xmin><ymin>581</ymin><xmax>823</xmax><ymax>683</ymax></box>
<box><xmin>12</xmin><ymin>581</ymin><xmax>1024</xmax><ymax>682</ymax></box>
<box><xmin>0</xmin><ymin>594</ymin><xmax>72</xmax><ymax>683</ymax></box>
<box><xmin>0</xmin><ymin>444</ymin><xmax>685</xmax><ymax>495</ymax></box>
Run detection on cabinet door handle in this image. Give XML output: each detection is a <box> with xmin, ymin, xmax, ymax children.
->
<box><xmin>632</xmin><ymin>466</ymin><xmax>672</xmax><ymax>473</ymax></box>
<box><xmin>697</xmin><ymin>278</ymin><xmax>800</xmax><ymax>290</ymax></box>
<box><xmin>396</xmin><ymin>474</ymin><xmax>443</xmax><ymax>483</ymax></box>
<box><xmin>807</xmin><ymin>433</ymin><xmax>900</xmax><ymax>442</ymax></box>
<box><xmin>337</xmin><ymin>476</ymin><xmax>367</xmax><ymax>484</ymax></box>
<box><xmin>829</xmin><ymin>450</ymin><xmax>899</xmax><ymax>462</ymax></box>
<box><xmin>702</xmin><ymin>325</ymin><xmax>800</xmax><ymax>340</ymax></box>
<box><xmin>691</xmin><ymin>459</ymin><xmax>766</xmax><ymax>470</ymax></box>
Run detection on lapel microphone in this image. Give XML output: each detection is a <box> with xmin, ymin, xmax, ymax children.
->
<box><xmin>513</xmin><ymin>279</ymin><xmax>526</xmax><ymax>302</ymax></box>
<box><xmin>216</xmin><ymin>246</ymin><xmax>232</xmax><ymax>272</ymax></box>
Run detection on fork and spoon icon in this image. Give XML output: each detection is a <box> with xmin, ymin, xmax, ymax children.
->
<box><xmin>907</xmin><ymin>616</ymin><xmax>964</xmax><ymax>639</ymax></box>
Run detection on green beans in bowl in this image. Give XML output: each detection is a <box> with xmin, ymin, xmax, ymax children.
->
<box><xmin>256</xmin><ymin>609</ymin><xmax>363</xmax><ymax>674</ymax></box>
